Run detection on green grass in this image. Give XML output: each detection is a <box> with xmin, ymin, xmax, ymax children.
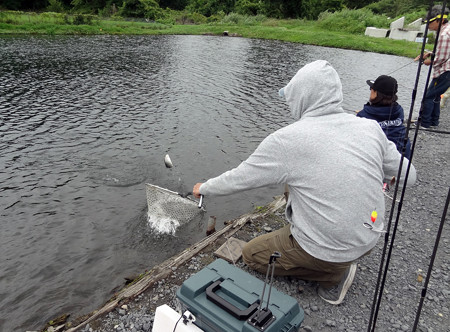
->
<box><xmin>0</xmin><ymin>11</ymin><xmax>431</xmax><ymax>58</ymax></box>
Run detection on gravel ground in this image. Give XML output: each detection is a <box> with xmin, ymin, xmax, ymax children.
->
<box><xmin>50</xmin><ymin>111</ymin><xmax>449</xmax><ymax>332</ymax></box>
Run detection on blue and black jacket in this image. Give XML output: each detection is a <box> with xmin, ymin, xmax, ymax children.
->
<box><xmin>357</xmin><ymin>102</ymin><xmax>411</xmax><ymax>160</ymax></box>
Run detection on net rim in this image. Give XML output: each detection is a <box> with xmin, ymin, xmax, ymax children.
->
<box><xmin>146</xmin><ymin>183</ymin><xmax>180</xmax><ymax>196</ymax></box>
<box><xmin>146</xmin><ymin>183</ymin><xmax>202</xmax><ymax>207</ymax></box>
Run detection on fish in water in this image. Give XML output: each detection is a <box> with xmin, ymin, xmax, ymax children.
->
<box><xmin>164</xmin><ymin>154</ymin><xmax>173</xmax><ymax>168</ymax></box>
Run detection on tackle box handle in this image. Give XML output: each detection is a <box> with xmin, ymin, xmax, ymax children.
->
<box><xmin>206</xmin><ymin>280</ymin><xmax>259</xmax><ymax>320</ymax></box>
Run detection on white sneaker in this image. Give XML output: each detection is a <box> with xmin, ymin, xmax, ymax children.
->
<box><xmin>317</xmin><ymin>263</ymin><xmax>357</xmax><ymax>305</ymax></box>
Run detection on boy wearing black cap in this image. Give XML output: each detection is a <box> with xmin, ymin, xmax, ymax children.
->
<box><xmin>357</xmin><ymin>75</ymin><xmax>412</xmax><ymax>160</ymax></box>
<box><xmin>414</xmin><ymin>4</ymin><xmax>450</xmax><ymax>128</ymax></box>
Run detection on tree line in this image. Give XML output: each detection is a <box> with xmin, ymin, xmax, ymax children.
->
<box><xmin>1</xmin><ymin>0</ymin><xmax>431</xmax><ymax>20</ymax></box>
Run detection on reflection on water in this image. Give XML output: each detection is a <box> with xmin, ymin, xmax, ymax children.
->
<box><xmin>0</xmin><ymin>34</ymin><xmax>427</xmax><ymax>331</ymax></box>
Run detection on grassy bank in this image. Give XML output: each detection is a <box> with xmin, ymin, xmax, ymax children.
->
<box><xmin>0</xmin><ymin>11</ymin><xmax>428</xmax><ymax>58</ymax></box>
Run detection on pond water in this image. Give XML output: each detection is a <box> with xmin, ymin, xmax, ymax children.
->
<box><xmin>0</xmin><ymin>34</ymin><xmax>428</xmax><ymax>331</ymax></box>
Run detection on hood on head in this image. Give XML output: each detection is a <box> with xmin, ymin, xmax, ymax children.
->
<box><xmin>280</xmin><ymin>60</ymin><xmax>343</xmax><ymax>120</ymax></box>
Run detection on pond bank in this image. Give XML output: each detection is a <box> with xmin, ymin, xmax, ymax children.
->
<box><xmin>39</xmin><ymin>111</ymin><xmax>450</xmax><ymax>332</ymax></box>
<box><xmin>0</xmin><ymin>14</ymin><xmax>423</xmax><ymax>58</ymax></box>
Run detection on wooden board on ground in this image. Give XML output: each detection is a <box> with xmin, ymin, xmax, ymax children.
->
<box><xmin>62</xmin><ymin>195</ymin><xmax>285</xmax><ymax>332</ymax></box>
<box><xmin>214</xmin><ymin>237</ymin><xmax>247</xmax><ymax>263</ymax></box>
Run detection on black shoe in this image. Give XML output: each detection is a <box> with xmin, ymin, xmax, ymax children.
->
<box><xmin>317</xmin><ymin>263</ymin><xmax>357</xmax><ymax>305</ymax></box>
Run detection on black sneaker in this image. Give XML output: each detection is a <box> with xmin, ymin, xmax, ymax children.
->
<box><xmin>317</xmin><ymin>263</ymin><xmax>357</xmax><ymax>305</ymax></box>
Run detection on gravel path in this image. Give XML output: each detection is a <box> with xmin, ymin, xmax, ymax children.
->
<box><xmin>65</xmin><ymin>111</ymin><xmax>449</xmax><ymax>332</ymax></box>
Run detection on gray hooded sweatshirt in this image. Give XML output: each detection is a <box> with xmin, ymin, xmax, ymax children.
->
<box><xmin>199</xmin><ymin>60</ymin><xmax>416</xmax><ymax>263</ymax></box>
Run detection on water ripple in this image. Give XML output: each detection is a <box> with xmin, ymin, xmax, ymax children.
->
<box><xmin>0</xmin><ymin>34</ymin><xmax>428</xmax><ymax>332</ymax></box>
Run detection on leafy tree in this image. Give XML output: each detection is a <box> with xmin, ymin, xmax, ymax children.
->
<box><xmin>234</xmin><ymin>0</ymin><xmax>263</xmax><ymax>16</ymax></box>
<box><xmin>71</xmin><ymin>0</ymin><xmax>108</xmax><ymax>13</ymax></box>
<box><xmin>186</xmin><ymin>0</ymin><xmax>234</xmax><ymax>16</ymax></box>
<box><xmin>159</xmin><ymin>0</ymin><xmax>188</xmax><ymax>10</ymax></box>
<box><xmin>47</xmin><ymin>0</ymin><xmax>65</xmax><ymax>12</ymax></box>
<box><xmin>301</xmin><ymin>0</ymin><xmax>344</xmax><ymax>19</ymax></box>
<box><xmin>257</xmin><ymin>0</ymin><xmax>301</xmax><ymax>18</ymax></box>
<box><xmin>120</xmin><ymin>0</ymin><xmax>162</xmax><ymax>19</ymax></box>
<box><xmin>1</xmin><ymin>0</ymin><xmax>22</xmax><ymax>10</ymax></box>
<box><xmin>366</xmin><ymin>0</ymin><xmax>429</xmax><ymax>17</ymax></box>
<box><xmin>344</xmin><ymin>0</ymin><xmax>375</xmax><ymax>9</ymax></box>
<box><xmin>97</xmin><ymin>0</ymin><xmax>123</xmax><ymax>16</ymax></box>
<box><xmin>2</xmin><ymin>0</ymin><xmax>48</xmax><ymax>10</ymax></box>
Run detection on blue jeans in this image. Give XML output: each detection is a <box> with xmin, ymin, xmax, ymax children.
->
<box><xmin>422</xmin><ymin>70</ymin><xmax>450</xmax><ymax>127</ymax></box>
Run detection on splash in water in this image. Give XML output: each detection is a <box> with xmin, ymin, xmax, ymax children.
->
<box><xmin>147</xmin><ymin>213</ymin><xmax>180</xmax><ymax>235</ymax></box>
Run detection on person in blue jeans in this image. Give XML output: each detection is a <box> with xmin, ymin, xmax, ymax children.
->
<box><xmin>415</xmin><ymin>4</ymin><xmax>450</xmax><ymax>128</ymax></box>
<box><xmin>357</xmin><ymin>75</ymin><xmax>412</xmax><ymax>160</ymax></box>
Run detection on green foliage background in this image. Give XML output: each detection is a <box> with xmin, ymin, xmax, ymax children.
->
<box><xmin>0</xmin><ymin>0</ymin><xmax>432</xmax><ymax>20</ymax></box>
<box><xmin>0</xmin><ymin>0</ymin><xmax>438</xmax><ymax>58</ymax></box>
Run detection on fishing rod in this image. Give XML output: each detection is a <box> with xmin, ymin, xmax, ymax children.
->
<box><xmin>342</xmin><ymin>60</ymin><xmax>417</xmax><ymax>96</ymax></box>
<box><xmin>187</xmin><ymin>90</ymin><xmax>289</xmax><ymax>129</ymax></box>
<box><xmin>411</xmin><ymin>186</ymin><xmax>449</xmax><ymax>332</ymax></box>
<box><xmin>367</xmin><ymin>0</ymin><xmax>435</xmax><ymax>328</ymax></box>
<box><xmin>416</xmin><ymin>126</ymin><xmax>450</xmax><ymax>134</ymax></box>
<box><xmin>367</xmin><ymin>1</ymin><xmax>447</xmax><ymax>330</ymax></box>
<box><xmin>366</xmin><ymin>0</ymin><xmax>432</xmax><ymax>329</ymax></box>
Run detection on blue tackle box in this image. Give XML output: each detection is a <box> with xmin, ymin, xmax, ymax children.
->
<box><xmin>176</xmin><ymin>258</ymin><xmax>304</xmax><ymax>332</ymax></box>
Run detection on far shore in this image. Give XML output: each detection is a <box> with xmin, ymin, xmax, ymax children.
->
<box><xmin>0</xmin><ymin>13</ymin><xmax>430</xmax><ymax>58</ymax></box>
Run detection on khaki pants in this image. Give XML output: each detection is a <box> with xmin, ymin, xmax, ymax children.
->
<box><xmin>242</xmin><ymin>225</ymin><xmax>355</xmax><ymax>288</ymax></box>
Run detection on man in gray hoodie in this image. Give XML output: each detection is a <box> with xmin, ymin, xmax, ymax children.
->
<box><xmin>193</xmin><ymin>60</ymin><xmax>416</xmax><ymax>305</ymax></box>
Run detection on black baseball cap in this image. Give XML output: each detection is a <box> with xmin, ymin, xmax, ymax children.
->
<box><xmin>366</xmin><ymin>75</ymin><xmax>398</xmax><ymax>96</ymax></box>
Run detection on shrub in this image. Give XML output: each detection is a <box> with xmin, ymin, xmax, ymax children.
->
<box><xmin>72</xmin><ymin>14</ymin><xmax>96</xmax><ymax>25</ymax></box>
<box><xmin>119</xmin><ymin>0</ymin><xmax>163</xmax><ymax>20</ymax></box>
<box><xmin>186</xmin><ymin>12</ymin><xmax>207</xmax><ymax>24</ymax></box>
<box><xmin>301</xmin><ymin>0</ymin><xmax>345</xmax><ymax>20</ymax></box>
<box><xmin>318</xmin><ymin>8</ymin><xmax>391</xmax><ymax>34</ymax></box>
<box><xmin>207</xmin><ymin>11</ymin><xmax>226</xmax><ymax>23</ymax></box>
<box><xmin>234</xmin><ymin>0</ymin><xmax>262</xmax><ymax>16</ymax></box>
<box><xmin>154</xmin><ymin>9</ymin><xmax>176</xmax><ymax>24</ymax></box>
<box><xmin>161</xmin><ymin>10</ymin><xmax>207</xmax><ymax>24</ymax></box>
<box><xmin>400</xmin><ymin>9</ymin><xmax>428</xmax><ymax>25</ymax></box>
<box><xmin>366</xmin><ymin>0</ymin><xmax>428</xmax><ymax>18</ymax></box>
<box><xmin>73</xmin><ymin>13</ymin><xmax>85</xmax><ymax>25</ymax></box>
<box><xmin>46</xmin><ymin>0</ymin><xmax>64</xmax><ymax>13</ymax></box>
<box><xmin>186</xmin><ymin>0</ymin><xmax>234</xmax><ymax>17</ymax></box>
<box><xmin>365</xmin><ymin>0</ymin><xmax>394</xmax><ymax>15</ymax></box>
<box><xmin>427</xmin><ymin>32</ymin><xmax>436</xmax><ymax>45</ymax></box>
<box><xmin>41</xmin><ymin>12</ymin><xmax>66</xmax><ymax>24</ymax></box>
<box><xmin>218</xmin><ymin>12</ymin><xmax>266</xmax><ymax>25</ymax></box>
<box><xmin>219</xmin><ymin>12</ymin><xmax>240</xmax><ymax>24</ymax></box>
<box><xmin>98</xmin><ymin>4</ymin><xmax>119</xmax><ymax>18</ymax></box>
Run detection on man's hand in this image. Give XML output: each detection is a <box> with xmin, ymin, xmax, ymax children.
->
<box><xmin>414</xmin><ymin>52</ymin><xmax>432</xmax><ymax>63</ymax></box>
<box><xmin>193</xmin><ymin>183</ymin><xmax>203</xmax><ymax>198</ymax></box>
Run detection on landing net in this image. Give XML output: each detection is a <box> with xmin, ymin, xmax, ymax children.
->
<box><xmin>146</xmin><ymin>184</ymin><xmax>204</xmax><ymax>235</ymax></box>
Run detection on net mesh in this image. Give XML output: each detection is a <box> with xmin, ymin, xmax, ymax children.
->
<box><xmin>146</xmin><ymin>184</ymin><xmax>203</xmax><ymax>235</ymax></box>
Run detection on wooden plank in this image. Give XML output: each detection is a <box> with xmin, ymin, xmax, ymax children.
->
<box><xmin>214</xmin><ymin>237</ymin><xmax>247</xmax><ymax>263</ymax></box>
<box><xmin>64</xmin><ymin>195</ymin><xmax>285</xmax><ymax>331</ymax></box>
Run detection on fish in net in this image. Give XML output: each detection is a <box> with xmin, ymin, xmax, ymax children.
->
<box><xmin>146</xmin><ymin>184</ymin><xmax>205</xmax><ymax>235</ymax></box>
